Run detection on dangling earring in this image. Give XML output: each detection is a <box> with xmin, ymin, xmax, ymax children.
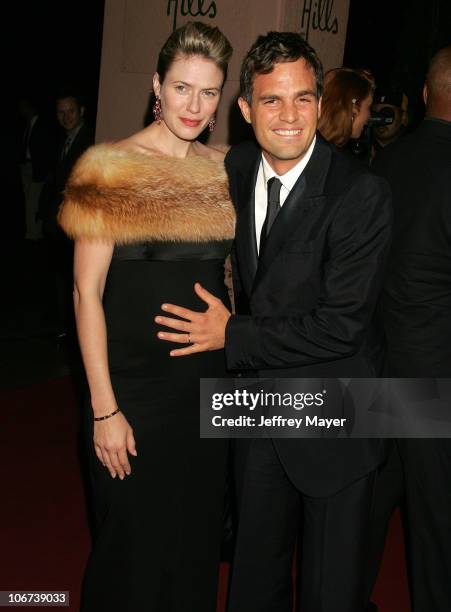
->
<box><xmin>208</xmin><ymin>116</ymin><xmax>216</xmax><ymax>132</ymax></box>
<box><xmin>153</xmin><ymin>96</ymin><xmax>163</xmax><ymax>124</ymax></box>
<box><xmin>351</xmin><ymin>98</ymin><xmax>357</xmax><ymax>122</ymax></box>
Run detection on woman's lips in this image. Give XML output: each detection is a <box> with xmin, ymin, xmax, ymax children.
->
<box><xmin>180</xmin><ymin>118</ymin><xmax>202</xmax><ymax>127</ymax></box>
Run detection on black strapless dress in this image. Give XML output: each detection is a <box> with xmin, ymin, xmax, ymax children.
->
<box><xmin>58</xmin><ymin>146</ymin><xmax>235</xmax><ymax>612</ymax></box>
<box><xmin>81</xmin><ymin>241</ymin><xmax>232</xmax><ymax>612</ymax></box>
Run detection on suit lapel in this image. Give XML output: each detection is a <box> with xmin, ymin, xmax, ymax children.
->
<box><xmin>252</xmin><ymin>136</ymin><xmax>332</xmax><ymax>291</ymax></box>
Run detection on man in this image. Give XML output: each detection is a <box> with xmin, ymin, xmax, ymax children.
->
<box><xmin>156</xmin><ymin>32</ymin><xmax>392</xmax><ymax>611</ymax></box>
<box><xmin>369</xmin><ymin>46</ymin><xmax>451</xmax><ymax>612</ymax></box>
<box><xmin>40</xmin><ymin>90</ymin><xmax>93</xmax><ymax>235</ymax></box>
<box><xmin>371</xmin><ymin>86</ymin><xmax>408</xmax><ymax>163</ymax></box>
<box><xmin>40</xmin><ymin>89</ymin><xmax>93</xmax><ymax>337</ymax></box>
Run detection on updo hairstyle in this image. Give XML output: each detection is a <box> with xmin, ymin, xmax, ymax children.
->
<box><xmin>157</xmin><ymin>21</ymin><xmax>233</xmax><ymax>83</ymax></box>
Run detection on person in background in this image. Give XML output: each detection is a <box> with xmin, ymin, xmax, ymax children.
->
<box><xmin>40</xmin><ymin>89</ymin><xmax>94</xmax><ymax>338</ymax></box>
<box><xmin>371</xmin><ymin>86</ymin><xmax>409</xmax><ymax>162</ymax></box>
<box><xmin>40</xmin><ymin>89</ymin><xmax>94</xmax><ymax>236</ymax></box>
<box><xmin>318</xmin><ymin>67</ymin><xmax>374</xmax><ymax>147</ymax></box>
<box><xmin>367</xmin><ymin>46</ymin><xmax>451</xmax><ymax>612</ymax></box>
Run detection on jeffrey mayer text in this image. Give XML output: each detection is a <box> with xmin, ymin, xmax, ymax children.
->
<box><xmin>212</xmin><ymin>415</ymin><xmax>346</xmax><ymax>429</ymax></box>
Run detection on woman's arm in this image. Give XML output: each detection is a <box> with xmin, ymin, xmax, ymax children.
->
<box><xmin>74</xmin><ymin>240</ymin><xmax>136</xmax><ymax>480</ymax></box>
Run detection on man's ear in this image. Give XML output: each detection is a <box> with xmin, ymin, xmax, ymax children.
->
<box><xmin>80</xmin><ymin>106</ymin><xmax>85</xmax><ymax>118</ymax></box>
<box><xmin>153</xmin><ymin>73</ymin><xmax>161</xmax><ymax>98</ymax></box>
<box><xmin>423</xmin><ymin>83</ymin><xmax>428</xmax><ymax>106</ymax></box>
<box><xmin>317</xmin><ymin>95</ymin><xmax>322</xmax><ymax>120</ymax></box>
<box><xmin>238</xmin><ymin>96</ymin><xmax>252</xmax><ymax>124</ymax></box>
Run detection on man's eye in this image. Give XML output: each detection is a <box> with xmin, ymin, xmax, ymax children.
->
<box><xmin>299</xmin><ymin>97</ymin><xmax>311</xmax><ymax>104</ymax></box>
<box><xmin>264</xmin><ymin>99</ymin><xmax>277</xmax><ymax>105</ymax></box>
<box><xmin>203</xmin><ymin>90</ymin><xmax>218</xmax><ymax>98</ymax></box>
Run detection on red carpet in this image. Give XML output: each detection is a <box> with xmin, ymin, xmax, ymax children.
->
<box><xmin>0</xmin><ymin>378</ymin><xmax>89</xmax><ymax>611</ymax></box>
<box><xmin>0</xmin><ymin>378</ymin><xmax>410</xmax><ymax>611</ymax></box>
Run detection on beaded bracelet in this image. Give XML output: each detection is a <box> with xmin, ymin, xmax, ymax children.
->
<box><xmin>94</xmin><ymin>408</ymin><xmax>121</xmax><ymax>421</ymax></box>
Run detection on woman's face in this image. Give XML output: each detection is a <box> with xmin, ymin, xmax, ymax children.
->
<box><xmin>153</xmin><ymin>54</ymin><xmax>224</xmax><ymax>141</ymax></box>
<box><xmin>351</xmin><ymin>92</ymin><xmax>373</xmax><ymax>139</ymax></box>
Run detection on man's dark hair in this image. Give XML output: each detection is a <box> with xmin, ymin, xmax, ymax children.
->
<box><xmin>240</xmin><ymin>31</ymin><xmax>324</xmax><ymax>103</ymax></box>
<box><xmin>55</xmin><ymin>88</ymin><xmax>85</xmax><ymax>109</ymax></box>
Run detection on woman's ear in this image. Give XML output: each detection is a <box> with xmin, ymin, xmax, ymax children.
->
<box><xmin>153</xmin><ymin>73</ymin><xmax>161</xmax><ymax>98</ymax></box>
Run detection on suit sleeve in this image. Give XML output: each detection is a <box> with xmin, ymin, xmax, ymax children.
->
<box><xmin>225</xmin><ymin>174</ymin><xmax>392</xmax><ymax>370</ymax></box>
<box><xmin>224</xmin><ymin>149</ymin><xmax>248</xmax><ymax>316</ymax></box>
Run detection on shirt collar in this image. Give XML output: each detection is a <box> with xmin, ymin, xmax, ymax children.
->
<box><xmin>66</xmin><ymin>119</ymin><xmax>84</xmax><ymax>141</ymax></box>
<box><xmin>261</xmin><ymin>135</ymin><xmax>317</xmax><ymax>191</ymax></box>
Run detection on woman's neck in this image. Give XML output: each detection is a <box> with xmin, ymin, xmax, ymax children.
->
<box><xmin>141</xmin><ymin>122</ymin><xmax>194</xmax><ymax>158</ymax></box>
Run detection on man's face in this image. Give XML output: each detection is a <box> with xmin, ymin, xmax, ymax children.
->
<box><xmin>56</xmin><ymin>97</ymin><xmax>84</xmax><ymax>132</ymax></box>
<box><xmin>238</xmin><ymin>58</ymin><xmax>321</xmax><ymax>175</ymax></box>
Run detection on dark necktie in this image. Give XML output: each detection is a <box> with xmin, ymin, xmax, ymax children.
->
<box><xmin>259</xmin><ymin>177</ymin><xmax>282</xmax><ymax>254</ymax></box>
<box><xmin>61</xmin><ymin>136</ymin><xmax>72</xmax><ymax>159</ymax></box>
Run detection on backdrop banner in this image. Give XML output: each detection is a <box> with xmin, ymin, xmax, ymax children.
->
<box><xmin>96</xmin><ymin>0</ymin><xmax>350</xmax><ymax>145</ymax></box>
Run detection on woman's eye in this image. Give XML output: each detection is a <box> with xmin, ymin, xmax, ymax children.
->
<box><xmin>175</xmin><ymin>85</ymin><xmax>186</xmax><ymax>93</ymax></box>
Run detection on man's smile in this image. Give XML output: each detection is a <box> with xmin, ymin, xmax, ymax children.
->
<box><xmin>273</xmin><ymin>128</ymin><xmax>303</xmax><ymax>137</ymax></box>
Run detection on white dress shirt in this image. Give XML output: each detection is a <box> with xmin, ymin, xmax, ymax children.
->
<box><xmin>255</xmin><ymin>136</ymin><xmax>316</xmax><ymax>253</ymax></box>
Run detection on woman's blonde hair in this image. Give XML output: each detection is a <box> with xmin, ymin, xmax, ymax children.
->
<box><xmin>157</xmin><ymin>22</ymin><xmax>233</xmax><ymax>83</ymax></box>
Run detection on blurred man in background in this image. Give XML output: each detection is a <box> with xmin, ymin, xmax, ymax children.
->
<box><xmin>371</xmin><ymin>87</ymin><xmax>409</xmax><ymax>161</ymax></box>
<box><xmin>40</xmin><ymin>89</ymin><xmax>93</xmax><ymax>338</ymax></box>
<box><xmin>369</xmin><ymin>46</ymin><xmax>451</xmax><ymax>612</ymax></box>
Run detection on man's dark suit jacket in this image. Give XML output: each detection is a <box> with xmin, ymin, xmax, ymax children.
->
<box><xmin>373</xmin><ymin>118</ymin><xmax>451</xmax><ymax>377</ymax></box>
<box><xmin>55</xmin><ymin>122</ymin><xmax>94</xmax><ymax>199</ymax></box>
<box><xmin>40</xmin><ymin>122</ymin><xmax>94</xmax><ymax>233</ymax></box>
<box><xmin>224</xmin><ymin>135</ymin><xmax>392</xmax><ymax>497</ymax></box>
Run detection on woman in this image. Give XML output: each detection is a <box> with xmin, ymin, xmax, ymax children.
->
<box><xmin>318</xmin><ymin>68</ymin><xmax>374</xmax><ymax>146</ymax></box>
<box><xmin>58</xmin><ymin>22</ymin><xmax>234</xmax><ymax>612</ymax></box>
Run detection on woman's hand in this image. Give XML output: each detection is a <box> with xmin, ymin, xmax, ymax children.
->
<box><xmin>93</xmin><ymin>411</ymin><xmax>137</xmax><ymax>480</ymax></box>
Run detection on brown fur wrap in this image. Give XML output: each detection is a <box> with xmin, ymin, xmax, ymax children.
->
<box><xmin>58</xmin><ymin>143</ymin><xmax>235</xmax><ymax>243</ymax></box>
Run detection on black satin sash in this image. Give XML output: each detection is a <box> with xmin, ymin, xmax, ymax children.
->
<box><xmin>113</xmin><ymin>240</ymin><xmax>232</xmax><ymax>262</ymax></box>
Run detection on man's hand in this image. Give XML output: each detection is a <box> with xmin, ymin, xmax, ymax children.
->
<box><xmin>155</xmin><ymin>283</ymin><xmax>231</xmax><ymax>356</ymax></box>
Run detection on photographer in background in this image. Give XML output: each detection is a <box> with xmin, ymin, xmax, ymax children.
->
<box><xmin>371</xmin><ymin>87</ymin><xmax>409</xmax><ymax>162</ymax></box>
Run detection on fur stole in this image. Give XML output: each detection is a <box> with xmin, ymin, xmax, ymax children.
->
<box><xmin>58</xmin><ymin>143</ymin><xmax>235</xmax><ymax>243</ymax></box>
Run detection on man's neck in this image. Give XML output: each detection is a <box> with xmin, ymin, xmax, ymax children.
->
<box><xmin>425</xmin><ymin>105</ymin><xmax>451</xmax><ymax>123</ymax></box>
<box><xmin>262</xmin><ymin>136</ymin><xmax>316</xmax><ymax>177</ymax></box>
<box><xmin>374</xmin><ymin>136</ymin><xmax>397</xmax><ymax>148</ymax></box>
<box><xmin>66</xmin><ymin>120</ymin><xmax>84</xmax><ymax>139</ymax></box>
